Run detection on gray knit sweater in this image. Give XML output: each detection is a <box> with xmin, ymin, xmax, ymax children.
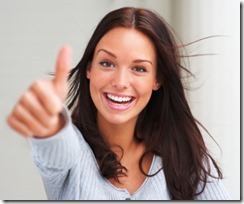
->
<box><xmin>29</xmin><ymin>108</ymin><xmax>231</xmax><ymax>200</ymax></box>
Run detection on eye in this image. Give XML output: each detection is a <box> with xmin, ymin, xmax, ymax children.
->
<box><xmin>132</xmin><ymin>66</ymin><xmax>147</xmax><ymax>73</ymax></box>
<box><xmin>99</xmin><ymin>61</ymin><xmax>115</xmax><ymax>68</ymax></box>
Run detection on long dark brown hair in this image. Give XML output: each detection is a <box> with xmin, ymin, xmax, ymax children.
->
<box><xmin>67</xmin><ymin>7</ymin><xmax>222</xmax><ymax>200</ymax></box>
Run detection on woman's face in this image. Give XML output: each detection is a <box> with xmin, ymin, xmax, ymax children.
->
<box><xmin>87</xmin><ymin>27</ymin><xmax>159</xmax><ymax>126</ymax></box>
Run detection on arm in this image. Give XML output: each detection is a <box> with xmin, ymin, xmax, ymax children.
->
<box><xmin>195</xmin><ymin>178</ymin><xmax>231</xmax><ymax>200</ymax></box>
<box><xmin>28</xmin><ymin>107</ymin><xmax>81</xmax><ymax>175</ymax></box>
<box><xmin>195</xmin><ymin>158</ymin><xmax>231</xmax><ymax>200</ymax></box>
<box><xmin>28</xmin><ymin>107</ymin><xmax>83</xmax><ymax>199</ymax></box>
<box><xmin>7</xmin><ymin>46</ymin><xmax>74</xmax><ymax>199</ymax></box>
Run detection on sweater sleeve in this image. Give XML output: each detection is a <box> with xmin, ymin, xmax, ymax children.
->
<box><xmin>194</xmin><ymin>158</ymin><xmax>231</xmax><ymax>200</ymax></box>
<box><xmin>28</xmin><ymin>106</ymin><xmax>83</xmax><ymax>198</ymax></box>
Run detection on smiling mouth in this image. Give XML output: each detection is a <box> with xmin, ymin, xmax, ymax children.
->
<box><xmin>105</xmin><ymin>93</ymin><xmax>135</xmax><ymax>105</ymax></box>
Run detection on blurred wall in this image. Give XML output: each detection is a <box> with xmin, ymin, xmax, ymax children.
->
<box><xmin>0</xmin><ymin>0</ymin><xmax>240</xmax><ymax>200</ymax></box>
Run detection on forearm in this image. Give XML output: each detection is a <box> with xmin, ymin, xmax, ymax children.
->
<box><xmin>28</xmin><ymin>107</ymin><xmax>81</xmax><ymax>177</ymax></box>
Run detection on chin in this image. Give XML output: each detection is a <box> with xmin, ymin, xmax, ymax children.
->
<box><xmin>99</xmin><ymin>112</ymin><xmax>138</xmax><ymax>126</ymax></box>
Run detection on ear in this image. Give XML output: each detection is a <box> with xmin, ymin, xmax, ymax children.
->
<box><xmin>86</xmin><ymin>62</ymin><xmax>92</xmax><ymax>79</ymax></box>
<box><xmin>86</xmin><ymin>69</ymin><xmax>91</xmax><ymax>79</ymax></box>
<box><xmin>152</xmin><ymin>81</ymin><xmax>161</xmax><ymax>91</ymax></box>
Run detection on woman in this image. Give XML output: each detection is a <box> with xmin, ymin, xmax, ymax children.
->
<box><xmin>7</xmin><ymin>7</ymin><xmax>230</xmax><ymax>200</ymax></box>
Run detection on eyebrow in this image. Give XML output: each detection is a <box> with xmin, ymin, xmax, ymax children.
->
<box><xmin>97</xmin><ymin>48</ymin><xmax>153</xmax><ymax>66</ymax></box>
<box><xmin>97</xmin><ymin>49</ymin><xmax>117</xmax><ymax>58</ymax></box>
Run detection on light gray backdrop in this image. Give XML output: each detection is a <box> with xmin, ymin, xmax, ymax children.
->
<box><xmin>0</xmin><ymin>0</ymin><xmax>240</xmax><ymax>200</ymax></box>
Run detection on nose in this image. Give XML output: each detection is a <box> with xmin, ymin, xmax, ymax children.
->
<box><xmin>111</xmin><ymin>69</ymin><xmax>129</xmax><ymax>90</ymax></box>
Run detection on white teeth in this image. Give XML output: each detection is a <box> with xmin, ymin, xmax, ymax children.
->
<box><xmin>107</xmin><ymin>93</ymin><xmax>132</xmax><ymax>102</ymax></box>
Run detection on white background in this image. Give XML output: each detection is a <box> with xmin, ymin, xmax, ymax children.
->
<box><xmin>0</xmin><ymin>0</ymin><xmax>240</xmax><ymax>200</ymax></box>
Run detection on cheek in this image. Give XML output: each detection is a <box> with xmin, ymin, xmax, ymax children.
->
<box><xmin>89</xmin><ymin>75</ymin><xmax>104</xmax><ymax>102</ymax></box>
<box><xmin>89</xmin><ymin>69</ymin><xmax>107</xmax><ymax>90</ymax></box>
<box><xmin>133</xmin><ymin>74</ymin><xmax>158</xmax><ymax>106</ymax></box>
<box><xmin>88</xmin><ymin>70</ymin><xmax>112</xmax><ymax>103</ymax></box>
<box><xmin>89</xmin><ymin>78</ymin><xmax>103</xmax><ymax>111</ymax></box>
<box><xmin>135</xmin><ymin>80</ymin><xmax>154</xmax><ymax>103</ymax></box>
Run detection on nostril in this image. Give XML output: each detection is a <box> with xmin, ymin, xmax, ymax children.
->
<box><xmin>111</xmin><ymin>70</ymin><xmax>129</xmax><ymax>89</ymax></box>
<box><xmin>111</xmin><ymin>79</ymin><xmax>129</xmax><ymax>89</ymax></box>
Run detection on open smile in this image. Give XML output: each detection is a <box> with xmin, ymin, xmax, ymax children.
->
<box><xmin>103</xmin><ymin>92</ymin><xmax>136</xmax><ymax>111</ymax></box>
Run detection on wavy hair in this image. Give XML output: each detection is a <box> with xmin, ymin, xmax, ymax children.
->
<box><xmin>67</xmin><ymin>7</ymin><xmax>222</xmax><ymax>199</ymax></box>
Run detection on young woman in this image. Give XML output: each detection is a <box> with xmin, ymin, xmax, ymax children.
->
<box><xmin>7</xmin><ymin>7</ymin><xmax>230</xmax><ymax>200</ymax></box>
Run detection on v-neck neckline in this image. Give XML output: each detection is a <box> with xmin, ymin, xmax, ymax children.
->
<box><xmin>85</xmin><ymin>136</ymin><xmax>157</xmax><ymax>196</ymax></box>
<box><xmin>104</xmin><ymin>154</ymin><xmax>156</xmax><ymax>196</ymax></box>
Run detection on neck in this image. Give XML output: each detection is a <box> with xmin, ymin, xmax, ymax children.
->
<box><xmin>97</xmin><ymin>115</ymin><xmax>140</xmax><ymax>154</ymax></box>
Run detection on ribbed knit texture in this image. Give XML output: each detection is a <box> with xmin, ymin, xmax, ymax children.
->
<box><xmin>29</xmin><ymin>107</ymin><xmax>231</xmax><ymax>200</ymax></box>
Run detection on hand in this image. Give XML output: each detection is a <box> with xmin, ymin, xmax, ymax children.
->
<box><xmin>7</xmin><ymin>46</ymin><xmax>72</xmax><ymax>138</ymax></box>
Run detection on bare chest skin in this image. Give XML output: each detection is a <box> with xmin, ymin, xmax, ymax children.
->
<box><xmin>108</xmin><ymin>152</ymin><xmax>154</xmax><ymax>194</ymax></box>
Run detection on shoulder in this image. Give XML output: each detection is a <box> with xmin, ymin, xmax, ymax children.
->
<box><xmin>195</xmin><ymin>156</ymin><xmax>231</xmax><ymax>200</ymax></box>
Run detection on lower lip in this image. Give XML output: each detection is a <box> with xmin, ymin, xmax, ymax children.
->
<box><xmin>103</xmin><ymin>94</ymin><xmax>135</xmax><ymax>111</ymax></box>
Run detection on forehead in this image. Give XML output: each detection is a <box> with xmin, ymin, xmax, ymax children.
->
<box><xmin>95</xmin><ymin>27</ymin><xmax>156</xmax><ymax>60</ymax></box>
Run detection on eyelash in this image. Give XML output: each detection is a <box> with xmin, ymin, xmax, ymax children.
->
<box><xmin>99</xmin><ymin>61</ymin><xmax>147</xmax><ymax>73</ymax></box>
<box><xmin>132</xmin><ymin>67</ymin><xmax>147</xmax><ymax>73</ymax></box>
<box><xmin>99</xmin><ymin>61</ymin><xmax>114</xmax><ymax>68</ymax></box>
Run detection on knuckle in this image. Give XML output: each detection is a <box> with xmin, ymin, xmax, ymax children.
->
<box><xmin>31</xmin><ymin>79</ymin><xmax>45</xmax><ymax>91</ymax></box>
<box><xmin>13</xmin><ymin>104</ymin><xmax>22</xmax><ymax>114</ymax></box>
<box><xmin>19</xmin><ymin>91</ymin><xmax>30</xmax><ymax>104</ymax></box>
<box><xmin>34</xmin><ymin>79</ymin><xmax>42</xmax><ymax>87</ymax></box>
<box><xmin>7</xmin><ymin>115</ymin><xmax>14</xmax><ymax>125</ymax></box>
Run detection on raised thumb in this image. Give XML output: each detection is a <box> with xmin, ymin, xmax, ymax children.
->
<box><xmin>53</xmin><ymin>46</ymin><xmax>72</xmax><ymax>100</ymax></box>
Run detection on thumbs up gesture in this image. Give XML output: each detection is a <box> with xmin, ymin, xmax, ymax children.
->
<box><xmin>7</xmin><ymin>46</ymin><xmax>72</xmax><ymax>138</ymax></box>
